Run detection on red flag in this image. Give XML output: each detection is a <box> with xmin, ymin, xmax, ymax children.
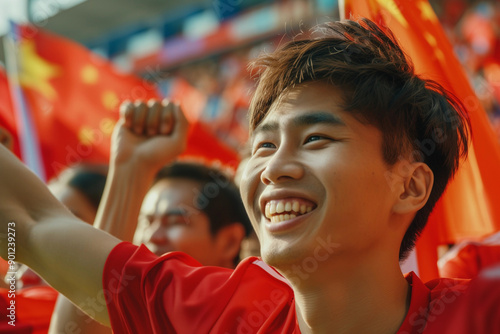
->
<box><xmin>343</xmin><ymin>0</ymin><xmax>500</xmax><ymax>280</ymax></box>
<box><xmin>7</xmin><ymin>25</ymin><xmax>239</xmax><ymax>180</ymax></box>
<box><xmin>8</xmin><ymin>24</ymin><xmax>159</xmax><ymax>180</ymax></box>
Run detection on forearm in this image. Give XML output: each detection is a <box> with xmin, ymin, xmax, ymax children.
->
<box><xmin>94</xmin><ymin>160</ymin><xmax>157</xmax><ymax>242</ymax></box>
<box><xmin>49</xmin><ymin>295</ymin><xmax>112</xmax><ymax>334</ymax></box>
<box><xmin>0</xmin><ymin>144</ymin><xmax>63</xmax><ymax>263</ymax></box>
<box><xmin>0</xmin><ymin>145</ymin><xmax>118</xmax><ymax>325</ymax></box>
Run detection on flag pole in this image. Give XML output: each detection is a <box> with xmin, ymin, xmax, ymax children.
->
<box><xmin>338</xmin><ymin>0</ymin><xmax>346</xmax><ymax>20</ymax></box>
<box><xmin>3</xmin><ymin>22</ymin><xmax>46</xmax><ymax>181</ymax></box>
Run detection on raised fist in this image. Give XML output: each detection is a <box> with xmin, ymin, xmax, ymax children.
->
<box><xmin>111</xmin><ymin>99</ymin><xmax>189</xmax><ymax>170</ymax></box>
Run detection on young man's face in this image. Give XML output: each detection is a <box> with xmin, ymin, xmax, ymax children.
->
<box><xmin>240</xmin><ymin>82</ymin><xmax>400</xmax><ymax>269</ymax></box>
<box><xmin>135</xmin><ymin>178</ymin><xmax>224</xmax><ymax>266</ymax></box>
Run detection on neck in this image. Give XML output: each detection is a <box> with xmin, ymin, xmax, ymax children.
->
<box><xmin>286</xmin><ymin>253</ymin><xmax>410</xmax><ymax>334</ymax></box>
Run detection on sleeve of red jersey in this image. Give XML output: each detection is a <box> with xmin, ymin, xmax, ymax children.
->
<box><xmin>441</xmin><ymin>265</ymin><xmax>500</xmax><ymax>334</ymax></box>
<box><xmin>102</xmin><ymin>242</ymin><xmax>241</xmax><ymax>333</ymax></box>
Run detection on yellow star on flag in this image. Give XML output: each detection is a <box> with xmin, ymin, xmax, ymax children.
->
<box><xmin>19</xmin><ymin>40</ymin><xmax>61</xmax><ymax>100</ymax></box>
<box><xmin>81</xmin><ymin>64</ymin><xmax>99</xmax><ymax>84</ymax></box>
<box><xmin>417</xmin><ymin>0</ymin><xmax>438</xmax><ymax>23</ymax></box>
<box><xmin>78</xmin><ymin>126</ymin><xmax>96</xmax><ymax>146</ymax></box>
<box><xmin>102</xmin><ymin>90</ymin><xmax>119</xmax><ymax>111</ymax></box>
<box><xmin>375</xmin><ymin>0</ymin><xmax>408</xmax><ymax>28</ymax></box>
<box><xmin>423</xmin><ymin>31</ymin><xmax>444</xmax><ymax>61</ymax></box>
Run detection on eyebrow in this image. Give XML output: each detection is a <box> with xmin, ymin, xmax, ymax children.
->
<box><xmin>293</xmin><ymin>111</ymin><xmax>346</xmax><ymax>127</ymax></box>
<box><xmin>145</xmin><ymin>207</ymin><xmax>190</xmax><ymax>218</ymax></box>
<box><xmin>252</xmin><ymin>111</ymin><xmax>346</xmax><ymax>137</ymax></box>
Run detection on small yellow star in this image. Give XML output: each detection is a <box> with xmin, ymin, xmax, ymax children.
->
<box><xmin>102</xmin><ymin>90</ymin><xmax>119</xmax><ymax>111</ymax></box>
<box><xmin>418</xmin><ymin>0</ymin><xmax>438</xmax><ymax>23</ymax></box>
<box><xmin>81</xmin><ymin>65</ymin><xmax>99</xmax><ymax>84</ymax></box>
<box><xmin>375</xmin><ymin>0</ymin><xmax>408</xmax><ymax>28</ymax></box>
<box><xmin>424</xmin><ymin>32</ymin><xmax>437</xmax><ymax>46</ymax></box>
<box><xmin>424</xmin><ymin>32</ymin><xmax>444</xmax><ymax>61</ymax></box>
<box><xmin>78</xmin><ymin>126</ymin><xmax>96</xmax><ymax>146</ymax></box>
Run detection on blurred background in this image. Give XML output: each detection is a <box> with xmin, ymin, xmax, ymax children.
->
<box><xmin>1</xmin><ymin>0</ymin><xmax>499</xmax><ymax>156</ymax></box>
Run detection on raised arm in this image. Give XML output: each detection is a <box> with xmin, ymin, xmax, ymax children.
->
<box><xmin>48</xmin><ymin>99</ymin><xmax>188</xmax><ymax>333</ymax></box>
<box><xmin>94</xmin><ymin>99</ymin><xmax>188</xmax><ymax>241</ymax></box>
<box><xmin>0</xmin><ymin>143</ymin><xmax>120</xmax><ymax>326</ymax></box>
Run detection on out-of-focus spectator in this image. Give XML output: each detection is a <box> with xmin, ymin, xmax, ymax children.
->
<box><xmin>439</xmin><ymin>230</ymin><xmax>500</xmax><ymax>279</ymax></box>
<box><xmin>437</xmin><ymin>1</ymin><xmax>500</xmax><ymax>142</ymax></box>
<box><xmin>133</xmin><ymin>162</ymin><xmax>253</xmax><ymax>268</ymax></box>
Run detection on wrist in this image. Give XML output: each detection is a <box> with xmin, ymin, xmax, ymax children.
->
<box><xmin>109</xmin><ymin>157</ymin><xmax>159</xmax><ymax>184</ymax></box>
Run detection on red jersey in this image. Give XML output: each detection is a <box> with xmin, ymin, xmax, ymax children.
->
<box><xmin>439</xmin><ymin>231</ymin><xmax>500</xmax><ymax>279</ymax></box>
<box><xmin>0</xmin><ymin>286</ymin><xmax>58</xmax><ymax>334</ymax></box>
<box><xmin>104</xmin><ymin>242</ymin><xmax>497</xmax><ymax>333</ymax></box>
<box><xmin>438</xmin><ymin>264</ymin><xmax>500</xmax><ymax>334</ymax></box>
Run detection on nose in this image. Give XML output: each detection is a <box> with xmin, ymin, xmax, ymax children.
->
<box><xmin>148</xmin><ymin>220</ymin><xmax>168</xmax><ymax>245</ymax></box>
<box><xmin>260</xmin><ymin>146</ymin><xmax>304</xmax><ymax>185</ymax></box>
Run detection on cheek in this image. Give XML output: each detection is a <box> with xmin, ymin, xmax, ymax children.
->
<box><xmin>164</xmin><ymin>226</ymin><xmax>199</xmax><ymax>246</ymax></box>
<box><xmin>239</xmin><ymin>159</ymin><xmax>264</xmax><ymax>215</ymax></box>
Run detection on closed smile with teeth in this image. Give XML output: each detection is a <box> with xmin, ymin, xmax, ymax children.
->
<box><xmin>265</xmin><ymin>200</ymin><xmax>315</xmax><ymax>223</ymax></box>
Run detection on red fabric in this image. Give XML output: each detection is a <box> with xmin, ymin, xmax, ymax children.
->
<box><xmin>0</xmin><ymin>67</ymin><xmax>21</xmax><ymax>158</ymax></box>
<box><xmin>13</xmin><ymin>25</ymin><xmax>160</xmax><ymax>180</ymax></box>
<box><xmin>104</xmin><ymin>243</ymin><xmax>297</xmax><ymax>333</ymax></box>
<box><xmin>439</xmin><ymin>231</ymin><xmax>500</xmax><ymax>278</ymax></box>
<box><xmin>11</xmin><ymin>25</ymin><xmax>239</xmax><ymax>181</ymax></box>
<box><xmin>169</xmin><ymin>77</ymin><xmax>240</xmax><ymax>170</ymax></box>
<box><xmin>0</xmin><ymin>286</ymin><xmax>58</xmax><ymax>334</ymax></box>
<box><xmin>439</xmin><ymin>264</ymin><xmax>500</xmax><ymax>334</ymax></box>
<box><xmin>344</xmin><ymin>0</ymin><xmax>500</xmax><ymax>281</ymax></box>
<box><xmin>103</xmin><ymin>242</ymin><xmax>490</xmax><ymax>333</ymax></box>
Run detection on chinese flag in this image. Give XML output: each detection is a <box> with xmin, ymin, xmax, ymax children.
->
<box><xmin>8</xmin><ymin>24</ymin><xmax>160</xmax><ymax>181</ymax></box>
<box><xmin>7</xmin><ymin>25</ymin><xmax>239</xmax><ymax>181</ymax></box>
<box><xmin>343</xmin><ymin>0</ymin><xmax>500</xmax><ymax>280</ymax></box>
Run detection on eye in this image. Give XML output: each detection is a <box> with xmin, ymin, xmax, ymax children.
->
<box><xmin>253</xmin><ymin>141</ymin><xmax>276</xmax><ymax>155</ymax></box>
<box><xmin>167</xmin><ymin>215</ymin><xmax>190</xmax><ymax>226</ymax></box>
<box><xmin>304</xmin><ymin>135</ymin><xmax>327</xmax><ymax>143</ymax></box>
<box><xmin>259</xmin><ymin>142</ymin><xmax>276</xmax><ymax>149</ymax></box>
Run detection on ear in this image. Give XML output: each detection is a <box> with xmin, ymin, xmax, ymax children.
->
<box><xmin>392</xmin><ymin>162</ymin><xmax>434</xmax><ymax>215</ymax></box>
<box><xmin>214</xmin><ymin>223</ymin><xmax>246</xmax><ymax>267</ymax></box>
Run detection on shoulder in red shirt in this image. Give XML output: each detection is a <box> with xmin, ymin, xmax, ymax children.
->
<box><xmin>104</xmin><ymin>242</ymin><xmax>498</xmax><ymax>334</ymax></box>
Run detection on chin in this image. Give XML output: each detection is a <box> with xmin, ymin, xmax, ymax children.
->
<box><xmin>260</xmin><ymin>243</ymin><xmax>305</xmax><ymax>268</ymax></box>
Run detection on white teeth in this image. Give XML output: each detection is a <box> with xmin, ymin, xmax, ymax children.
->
<box><xmin>265</xmin><ymin>200</ymin><xmax>315</xmax><ymax>222</ymax></box>
<box><xmin>270</xmin><ymin>202</ymin><xmax>276</xmax><ymax>215</ymax></box>
<box><xmin>269</xmin><ymin>212</ymin><xmax>299</xmax><ymax>222</ymax></box>
<box><xmin>276</xmin><ymin>202</ymin><xmax>285</xmax><ymax>214</ymax></box>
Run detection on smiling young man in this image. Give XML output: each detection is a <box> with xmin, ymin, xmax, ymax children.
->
<box><xmin>0</xmin><ymin>18</ymin><xmax>498</xmax><ymax>334</ymax></box>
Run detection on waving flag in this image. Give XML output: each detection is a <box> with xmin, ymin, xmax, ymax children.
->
<box><xmin>343</xmin><ymin>0</ymin><xmax>500</xmax><ymax>280</ymax></box>
<box><xmin>4</xmin><ymin>23</ymin><xmax>160</xmax><ymax>181</ymax></box>
<box><xmin>4</xmin><ymin>24</ymin><xmax>239</xmax><ymax>181</ymax></box>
